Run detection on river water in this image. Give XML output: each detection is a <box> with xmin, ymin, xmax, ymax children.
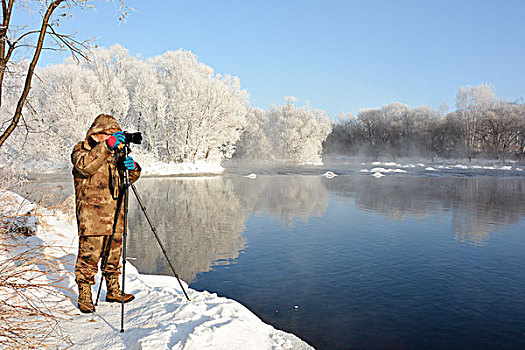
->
<box><xmin>124</xmin><ymin>169</ymin><xmax>525</xmax><ymax>350</ymax></box>
<box><xmin>20</xmin><ymin>164</ymin><xmax>525</xmax><ymax>349</ymax></box>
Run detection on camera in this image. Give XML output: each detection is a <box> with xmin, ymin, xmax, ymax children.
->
<box><xmin>123</xmin><ymin>131</ymin><xmax>142</xmax><ymax>145</ymax></box>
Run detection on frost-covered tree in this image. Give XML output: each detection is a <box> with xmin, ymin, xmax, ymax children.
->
<box><xmin>236</xmin><ymin>99</ymin><xmax>332</xmax><ymax>164</ymax></box>
<box><xmin>455</xmin><ymin>83</ymin><xmax>498</xmax><ymax>157</ymax></box>
<box><xmin>151</xmin><ymin>50</ymin><xmax>249</xmax><ymax>163</ymax></box>
<box><xmin>266</xmin><ymin>101</ymin><xmax>332</xmax><ymax>163</ymax></box>
<box><xmin>3</xmin><ymin>45</ymin><xmax>250</xmax><ymax>170</ymax></box>
<box><xmin>6</xmin><ymin>47</ymin><xmax>132</xmax><ymax>168</ymax></box>
<box><xmin>78</xmin><ymin>45</ymin><xmax>131</xmax><ymax>120</ymax></box>
<box><xmin>234</xmin><ymin>108</ymin><xmax>272</xmax><ymax>160</ymax></box>
<box><xmin>118</xmin><ymin>54</ymin><xmax>167</xmax><ymax>156</ymax></box>
<box><xmin>20</xmin><ymin>63</ymin><xmax>104</xmax><ymax>167</ymax></box>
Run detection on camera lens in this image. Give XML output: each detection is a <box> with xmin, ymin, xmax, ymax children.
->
<box><xmin>123</xmin><ymin>131</ymin><xmax>142</xmax><ymax>145</ymax></box>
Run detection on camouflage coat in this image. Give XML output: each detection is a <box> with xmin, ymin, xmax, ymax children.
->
<box><xmin>71</xmin><ymin>114</ymin><xmax>141</xmax><ymax>237</ymax></box>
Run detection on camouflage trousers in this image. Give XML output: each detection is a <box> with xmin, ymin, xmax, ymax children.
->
<box><xmin>75</xmin><ymin>234</ymin><xmax>122</xmax><ymax>285</ymax></box>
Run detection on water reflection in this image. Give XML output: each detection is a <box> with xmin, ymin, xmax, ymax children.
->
<box><xmin>127</xmin><ymin>177</ymin><xmax>247</xmax><ymax>282</ymax></box>
<box><xmin>232</xmin><ymin>175</ymin><xmax>330</xmax><ymax>227</ymax></box>
<box><xmin>127</xmin><ymin>175</ymin><xmax>332</xmax><ymax>281</ymax></box>
<box><xmin>127</xmin><ymin>175</ymin><xmax>525</xmax><ymax>282</ymax></box>
<box><xmin>448</xmin><ymin>179</ymin><xmax>525</xmax><ymax>245</ymax></box>
<box><xmin>324</xmin><ymin>176</ymin><xmax>525</xmax><ymax>245</ymax></box>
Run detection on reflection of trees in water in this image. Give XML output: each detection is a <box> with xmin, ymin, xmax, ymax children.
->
<box><xmin>122</xmin><ymin>175</ymin><xmax>525</xmax><ymax>280</ymax></box>
<box><xmin>22</xmin><ymin>174</ymin><xmax>525</xmax><ymax>281</ymax></box>
<box><xmin>127</xmin><ymin>175</ymin><xmax>331</xmax><ymax>280</ymax></box>
<box><xmin>127</xmin><ymin>177</ymin><xmax>246</xmax><ymax>282</ymax></box>
<box><xmin>331</xmin><ymin>177</ymin><xmax>440</xmax><ymax>220</ymax></box>
<box><xmin>232</xmin><ymin>175</ymin><xmax>330</xmax><ymax>227</ymax></box>
<box><xmin>324</xmin><ymin>176</ymin><xmax>525</xmax><ymax>245</ymax></box>
<box><xmin>449</xmin><ymin>179</ymin><xmax>525</xmax><ymax>245</ymax></box>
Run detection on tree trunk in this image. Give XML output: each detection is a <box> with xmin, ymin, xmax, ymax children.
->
<box><xmin>165</xmin><ymin>128</ymin><xmax>171</xmax><ymax>162</ymax></box>
<box><xmin>0</xmin><ymin>0</ymin><xmax>64</xmax><ymax>148</ymax></box>
<box><xmin>0</xmin><ymin>0</ymin><xmax>15</xmax><ymax>104</ymax></box>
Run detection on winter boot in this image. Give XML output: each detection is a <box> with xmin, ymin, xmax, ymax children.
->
<box><xmin>78</xmin><ymin>284</ymin><xmax>95</xmax><ymax>314</ymax></box>
<box><xmin>105</xmin><ymin>276</ymin><xmax>135</xmax><ymax>303</ymax></box>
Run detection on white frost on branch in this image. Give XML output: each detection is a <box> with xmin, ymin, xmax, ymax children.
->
<box><xmin>1</xmin><ymin>45</ymin><xmax>250</xmax><ymax>170</ymax></box>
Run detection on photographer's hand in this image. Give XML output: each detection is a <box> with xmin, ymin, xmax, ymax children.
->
<box><xmin>106</xmin><ymin>131</ymin><xmax>125</xmax><ymax>150</ymax></box>
<box><xmin>124</xmin><ymin>156</ymin><xmax>137</xmax><ymax>171</ymax></box>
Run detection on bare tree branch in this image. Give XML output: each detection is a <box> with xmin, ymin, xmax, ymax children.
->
<box><xmin>46</xmin><ymin>23</ymin><xmax>89</xmax><ymax>62</ymax></box>
<box><xmin>0</xmin><ymin>0</ymin><xmax>63</xmax><ymax>148</ymax></box>
<box><xmin>0</xmin><ymin>0</ymin><xmax>132</xmax><ymax>149</ymax></box>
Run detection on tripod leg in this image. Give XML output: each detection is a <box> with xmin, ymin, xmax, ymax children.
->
<box><xmin>131</xmin><ymin>183</ymin><xmax>191</xmax><ymax>301</ymax></box>
<box><xmin>120</xmin><ymin>157</ymin><xmax>131</xmax><ymax>332</ymax></box>
<box><xmin>95</xmin><ymin>190</ymin><xmax>124</xmax><ymax>306</ymax></box>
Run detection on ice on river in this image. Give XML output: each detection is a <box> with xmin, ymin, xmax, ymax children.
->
<box><xmin>323</xmin><ymin>171</ymin><xmax>337</xmax><ymax>178</ymax></box>
<box><xmin>356</xmin><ymin>159</ymin><xmax>524</xmax><ymax>177</ymax></box>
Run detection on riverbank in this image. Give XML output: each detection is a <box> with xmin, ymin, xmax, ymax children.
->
<box><xmin>0</xmin><ymin>189</ymin><xmax>313</xmax><ymax>349</ymax></box>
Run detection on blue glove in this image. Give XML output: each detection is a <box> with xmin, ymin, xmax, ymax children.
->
<box><xmin>106</xmin><ymin>131</ymin><xmax>125</xmax><ymax>150</ymax></box>
<box><xmin>123</xmin><ymin>156</ymin><xmax>136</xmax><ymax>171</ymax></box>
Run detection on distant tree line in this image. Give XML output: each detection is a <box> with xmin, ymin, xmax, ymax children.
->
<box><xmin>324</xmin><ymin>84</ymin><xmax>525</xmax><ymax>160</ymax></box>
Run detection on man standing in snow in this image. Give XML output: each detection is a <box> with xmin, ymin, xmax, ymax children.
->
<box><xmin>71</xmin><ymin>114</ymin><xmax>141</xmax><ymax>313</ymax></box>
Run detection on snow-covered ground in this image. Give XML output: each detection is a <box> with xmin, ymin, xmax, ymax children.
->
<box><xmin>0</xmin><ymin>190</ymin><xmax>312</xmax><ymax>350</ymax></box>
<box><xmin>137</xmin><ymin>159</ymin><xmax>225</xmax><ymax>176</ymax></box>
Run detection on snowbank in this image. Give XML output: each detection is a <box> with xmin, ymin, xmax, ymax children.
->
<box><xmin>360</xmin><ymin>167</ymin><xmax>407</xmax><ymax>174</ymax></box>
<box><xmin>0</xmin><ymin>190</ymin><xmax>312</xmax><ymax>349</ymax></box>
<box><xmin>0</xmin><ymin>152</ymin><xmax>225</xmax><ymax>177</ymax></box>
<box><xmin>137</xmin><ymin>159</ymin><xmax>225</xmax><ymax>176</ymax></box>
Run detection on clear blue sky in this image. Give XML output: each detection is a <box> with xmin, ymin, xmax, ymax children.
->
<box><xmin>34</xmin><ymin>0</ymin><xmax>525</xmax><ymax>118</ymax></box>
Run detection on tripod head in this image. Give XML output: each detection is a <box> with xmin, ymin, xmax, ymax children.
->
<box><xmin>113</xmin><ymin>130</ymin><xmax>141</xmax><ymax>174</ymax></box>
<box><xmin>109</xmin><ymin>142</ymin><xmax>134</xmax><ymax>200</ymax></box>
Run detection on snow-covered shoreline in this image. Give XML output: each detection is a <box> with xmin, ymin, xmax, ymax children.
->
<box><xmin>0</xmin><ymin>189</ymin><xmax>313</xmax><ymax>349</ymax></box>
<box><xmin>2</xmin><ymin>158</ymin><xmax>226</xmax><ymax>177</ymax></box>
<box><xmin>138</xmin><ymin>159</ymin><xmax>225</xmax><ymax>176</ymax></box>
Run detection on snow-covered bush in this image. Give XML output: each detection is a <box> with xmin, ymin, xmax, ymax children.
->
<box><xmin>0</xmin><ymin>191</ymin><xmax>72</xmax><ymax>349</ymax></box>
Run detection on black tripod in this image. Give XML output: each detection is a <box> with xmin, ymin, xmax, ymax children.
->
<box><xmin>95</xmin><ymin>143</ymin><xmax>190</xmax><ymax>333</ymax></box>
